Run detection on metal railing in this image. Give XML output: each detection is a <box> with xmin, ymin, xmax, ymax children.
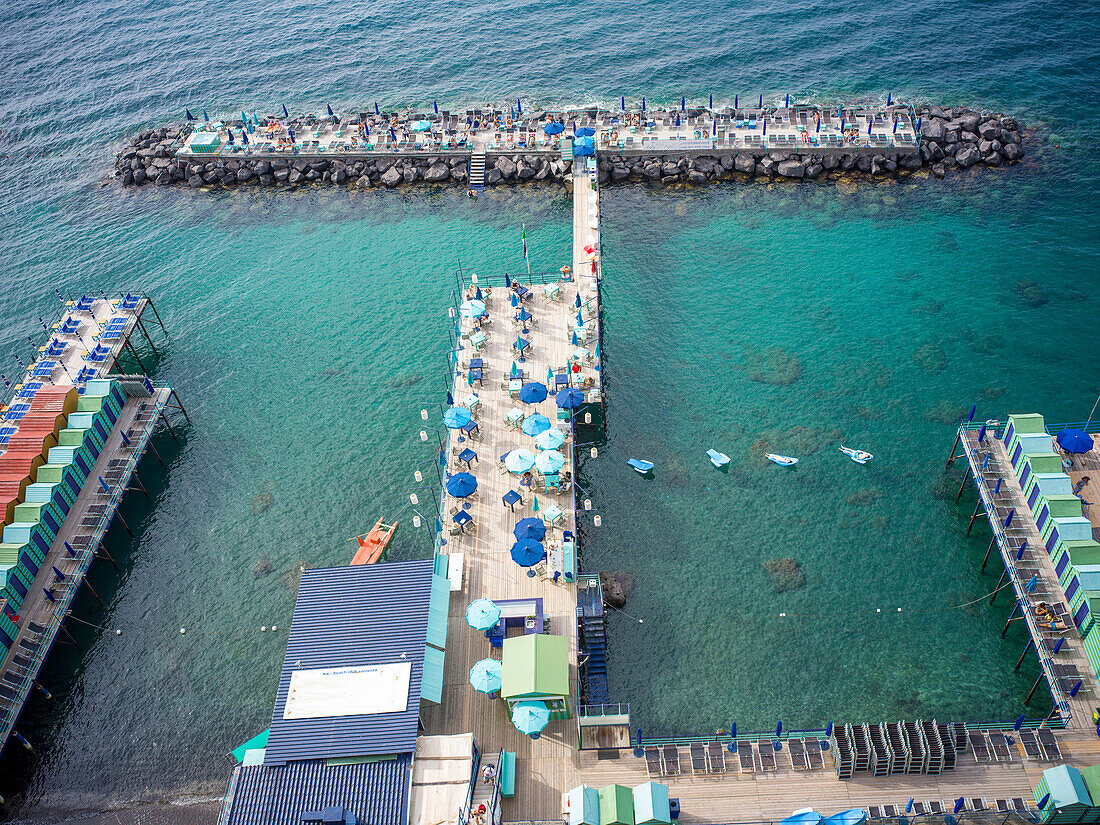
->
<box><xmin>0</xmin><ymin>380</ymin><xmax>174</xmax><ymax>748</ymax></box>
<box><xmin>578</xmin><ymin>702</ymin><xmax>630</xmax><ymax>718</ymax></box>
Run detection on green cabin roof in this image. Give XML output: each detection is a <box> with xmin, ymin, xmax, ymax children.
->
<box><xmin>501</xmin><ymin>634</ymin><xmax>570</xmax><ymax>700</ymax></box>
<box><xmin>1068</xmin><ymin>541</ymin><xmax>1100</xmax><ymax>567</ymax></box>
<box><xmin>1078</xmin><ymin>765</ymin><xmax>1100</xmax><ymax>807</ymax></box>
<box><xmin>599</xmin><ymin>784</ymin><xmax>635</xmax><ymax>825</ymax></box>
<box><xmin>1026</xmin><ymin>453</ymin><xmax>1065</xmax><ymax>475</ymax></box>
<box><xmin>1046</xmin><ymin>495</ymin><xmax>1085</xmax><ymax>519</ymax></box>
<box><xmin>1010</xmin><ymin>413</ymin><xmax>1047</xmax><ymax>435</ymax></box>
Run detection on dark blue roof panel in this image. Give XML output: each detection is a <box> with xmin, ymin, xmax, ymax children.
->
<box><xmin>225</xmin><ymin>755</ymin><xmax>411</xmax><ymax>825</ymax></box>
<box><xmin>264</xmin><ymin>560</ymin><xmax>435</xmax><ymax>766</ymax></box>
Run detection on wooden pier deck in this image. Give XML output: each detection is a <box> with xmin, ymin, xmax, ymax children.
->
<box><xmin>419</xmin><ymin>177</ymin><xmax>610</xmax><ymax>819</ymax></box>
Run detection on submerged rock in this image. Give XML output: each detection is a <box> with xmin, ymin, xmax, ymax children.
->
<box><xmin>912</xmin><ymin>341</ymin><xmax>947</xmax><ymax>375</ymax></box>
<box><xmin>252</xmin><ymin>558</ymin><xmax>275</xmax><ymax>579</ymax></box>
<box><xmin>923</xmin><ymin>401</ymin><xmax>969</xmax><ymax>425</ymax></box>
<box><xmin>743</xmin><ymin>347</ymin><xmax>803</xmax><ymax>386</ymax></box>
<box><xmin>1013</xmin><ymin>279</ymin><xmax>1050</xmax><ymax>307</ymax></box>
<box><xmin>250</xmin><ymin>493</ymin><xmax>273</xmax><ymax>516</ymax></box>
<box><xmin>751</xmin><ymin>425</ymin><xmax>842</xmax><ymax>457</ymax></box>
<box><xmin>845</xmin><ymin>487</ymin><xmax>882</xmax><ymax>506</ymax></box>
<box><xmin>762</xmin><ymin>558</ymin><xmax>806</xmax><ymax>593</ymax></box>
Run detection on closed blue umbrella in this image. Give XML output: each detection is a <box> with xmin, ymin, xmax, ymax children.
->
<box><xmin>475</xmin><ymin>286</ymin><xmax>483</xmax><ymax>300</ymax></box>
<box><xmin>510</xmin><ymin>361</ymin><xmax>520</xmax><ymax>378</ymax></box>
<box><xmin>522</xmin><ymin>413</ymin><xmax>552</xmax><ymax>437</ymax></box>
<box><xmin>518</xmin><ymin>382</ymin><xmax>548</xmax><ymax>403</ymax></box>
<box><xmin>514</xmin><ymin>336</ymin><xmax>530</xmax><ymax>352</ymax></box>
<box><xmin>446</xmin><ymin>472</ymin><xmax>478</xmax><ymax>497</ymax></box>
<box><xmin>868</xmin><ymin>118</ymin><xmax>872</xmax><ymax>135</ymax></box>
<box><xmin>186</xmin><ymin>109</ymin><xmax>195</xmax><ymax>121</ymax></box>
<box><xmin>825</xmin><ymin>721</ymin><xmax>834</xmax><ymax>737</ymax></box>
<box><xmin>513</xmin><ymin>517</ymin><xmax>546</xmax><ymax>541</ymax></box>
<box><xmin>621</xmin><ymin>96</ymin><xmax>625</xmax><ymax>111</ymax></box>
<box><xmin>282</xmin><ymin>104</ymin><xmax>289</xmax><ymax>119</ymax></box>
<box><xmin>642</xmin><ymin>97</ymin><xmax>645</xmax><ymax>111</ymax></box>
<box><xmin>288</xmin><ymin>128</ymin><xmax>295</xmax><ymax>143</ymax></box>
<box><xmin>242</xmin><ymin>130</ymin><xmax>249</xmax><ymax>145</ymax></box>
<box><xmin>905</xmin><ymin>799</ymin><xmax>913</xmax><ymax>814</ymax></box>
<box><xmin>1056</xmin><ymin>428</ymin><xmax>1094</xmax><ymax>453</ymax></box>
<box><xmin>390</xmin><ymin>127</ymin><xmax>396</xmax><ymax>142</ymax></box>
<box><xmin>977</xmin><ymin>423</ymin><xmax>987</xmax><ymax>442</ymax></box>
<box><xmin>574</xmin><ymin>293</ymin><xmax>582</xmax><ymax>308</ymax></box>
<box><xmin>759</xmin><ymin>94</ymin><xmax>763</xmax><ymax>108</ymax></box>
<box><xmin>466</xmin><ymin>598</ymin><xmax>501</xmax><ymax>630</ymax></box>
<box><xmin>327</xmin><ymin>104</ymin><xmax>335</xmax><ymax>117</ymax></box>
<box><xmin>1013</xmin><ymin>714</ymin><xmax>1026</xmax><ymax>731</ymax></box>
<box><xmin>434</xmin><ymin>100</ymin><xmax>439</xmax><ymax>114</ymax></box>
<box><xmin>953</xmin><ymin>798</ymin><xmax>965</xmax><ymax>814</ymax></box>
<box><xmin>516</xmin><ymin>308</ymin><xmax>533</xmax><ymax>322</ymax></box>
<box><xmin>512</xmin><ymin>700</ymin><xmax>551</xmax><ymax>736</ymax></box>
<box><xmin>1004</xmin><ymin>508</ymin><xmax>1015</xmax><ymax>529</ymax></box>
<box><xmin>511</xmin><ymin>539</ymin><xmax>545</xmax><ymax>567</ymax></box>
<box><xmin>375</xmin><ymin>102</ymin><xmax>380</xmax><ymax>114</ymax></box>
<box><xmin>785</xmin><ymin>93</ymin><xmax>789</xmax><ymax>107</ymax></box>
<box><xmin>576</xmin><ymin>310</ymin><xmax>584</xmax><ymax>326</ymax></box>
<box><xmin>735</xmin><ymin>95</ymin><xmax>738</xmax><ymax>108</ymax></box>
<box><xmin>226</xmin><ymin>128</ymin><xmax>234</xmax><ymax>144</ymax></box>
<box><xmin>203</xmin><ymin>109</ymin><xmax>210</xmax><ymax>122</ymax></box>
<box><xmin>763</xmin><ymin>121</ymin><xmax>767</xmax><ymax>136</ymax></box>
<box><xmin>517</xmin><ymin>99</ymin><xmax>522</xmax><ymax>114</ymax></box>
<box><xmin>893</xmin><ymin>117</ymin><xmax>898</xmax><ymax>134</ymax></box>
<box><xmin>776</xmin><ymin>720</ymin><xmax>783</xmax><ymax>737</ymax></box>
<box><xmin>469</xmin><ymin>658</ymin><xmax>502</xmax><ymax>694</ymax></box>
<box><xmin>510</xmin><ymin>293</ymin><xmax>519</xmax><ymax>307</ymax></box>
<box><xmin>1037</xmin><ymin>794</ymin><xmax>1050</xmax><ymax>810</ymax></box>
<box><xmin>709</xmin><ymin>94</ymin><xmax>713</xmax><ymax>108</ymax></box>
<box><xmin>1025</xmin><ymin>574</ymin><xmax>1038</xmax><ymax>592</ymax></box>
<box><xmin>443</xmin><ymin>406</ymin><xmax>472</xmax><ymax>428</ymax></box>
<box><xmin>459</xmin><ymin>299</ymin><xmax>487</xmax><ymax>318</ymax></box>
<box><xmin>887</xmin><ymin>93</ymin><xmax>892</xmax><ymax>105</ymax></box>
<box><xmin>556</xmin><ymin>388</ymin><xmax>584</xmax><ymax>409</ymax></box>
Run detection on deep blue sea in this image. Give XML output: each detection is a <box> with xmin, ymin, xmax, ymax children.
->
<box><xmin>0</xmin><ymin>0</ymin><xmax>1098</xmax><ymax>819</ymax></box>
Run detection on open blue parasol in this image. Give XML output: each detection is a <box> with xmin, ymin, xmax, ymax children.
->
<box><xmin>511</xmin><ymin>700</ymin><xmax>551</xmax><ymax>736</ymax></box>
<box><xmin>522</xmin><ymin>413</ymin><xmax>552</xmax><ymax>437</ymax></box>
<box><xmin>446</xmin><ymin>472</ymin><xmax>478</xmax><ymax>497</ymax></box>
<box><xmin>1056</xmin><ymin>428</ymin><xmax>1094</xmax><ymax>454</ymax></box>
<box><xmin>443</xmin><ymin>406</ymin><xmax>473</xmax><ymax>428</ymax></box>
<box><xmin>469</xmin><ymin>658</ymin><xmax>502</xmax><ymax>694</ymax></box>
<box><xmin>556</xmin><ymin>388</ymin><xmax>584</xmax><ymax>409</ymax></box>
<box><xmin>543</xmin><ymin>122</ymin><xmax>564</xmax><ymax>135</ymax></box>
<box><xmin>513</xmin><ymin>517</ymin><xmax>546</xmax><ymax>541</ymax></box>
<box><xmin>518</xmin><ymin>382</ymin><xmax>547</xmax><ymax>403</ymax></box>
<box><xmin>459</xmin><ymin>299</ymin><xmax>487</xmax><ymax>318</ymax></box>
<box><xmin>465</xmin><ymin>598</ymin><xmax>501</xmax><ymax>630</ymax></box>
<box><xmin>510</xmin><ymin>539</ymin><xmax>545</xmax><ymax>567</ymax></box>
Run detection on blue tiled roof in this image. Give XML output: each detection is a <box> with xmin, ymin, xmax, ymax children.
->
<box><xmin>264</xmin><ymin>560</ymin><xmax>436</xmax><ymax>766</ymax></box>
<box><xmin>225</xmin><ymin>754</ymin><xmax>411</xmax><ymax>825</ymax></box>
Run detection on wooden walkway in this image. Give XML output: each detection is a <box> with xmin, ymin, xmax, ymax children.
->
<box><xmin>419</xmin><ymin>166</ymin><xmax>608</xmax><ymax>820</ymax></box>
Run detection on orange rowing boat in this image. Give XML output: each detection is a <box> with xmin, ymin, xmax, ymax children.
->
<box><xmin>350</xmin><ymin>518</ymin><xmax>397</xmax><ymax>565</ymax></box>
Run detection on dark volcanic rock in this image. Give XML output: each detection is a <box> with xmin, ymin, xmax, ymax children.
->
<box><xmin>762</xmin><ymin>558</ymin><xmax>806</xmax><ymax>593</ymax></box>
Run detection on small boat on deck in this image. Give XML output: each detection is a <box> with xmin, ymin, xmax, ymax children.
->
<box><xmin>839</xmin><ymin>446</ymin><xmax>873</xmax><ymax>464</ymax></box>
<box><xmin>706</xmin><ymin>449</ymin><xmax>730</xmax><ymax>468</ymax></box>
<box><xmin>350</xmin><ymin>518</ymin><xmax>397</xmax><ymax>565</ymax></box>
<box><xmin>765</xmin><ymin>453</ymin><xmax>799</xmax><ymax>467</ymax></box>
<box><xmin>627</xmin><ymin>458</ymin><xmax>654</xmax><ymax>474</ymax></box>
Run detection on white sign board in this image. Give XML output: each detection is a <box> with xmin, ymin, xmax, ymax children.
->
<box><xmin>283</xmin><ymin>663</ymin><xmax>412</xmax><ymax>720</ymax></box>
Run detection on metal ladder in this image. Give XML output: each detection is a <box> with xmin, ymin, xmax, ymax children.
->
<box><xmin>468</xmin><ymin>151</ymin><xmax>486</xmax><ymax>191</ymax></box>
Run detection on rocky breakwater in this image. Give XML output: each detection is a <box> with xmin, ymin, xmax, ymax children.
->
<box><xmin>594</xmin><ymin>106</ymin><xmax>1024</xmax><ymax>184</ymax></box>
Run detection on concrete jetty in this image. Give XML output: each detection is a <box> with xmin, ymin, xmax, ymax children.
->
<box><xmin>116</xmin><ymin>100</ymin><xmax>1025</xmax><ymax>189</ymax></box>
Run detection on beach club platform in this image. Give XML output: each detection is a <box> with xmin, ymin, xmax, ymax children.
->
<box><xmin>176</xmin><ymin>101</ymin><xmax>919</xmax><ymax>163</ymax></box>
<box><xmin>0</xmin><ymin>293</ymin><xmax>185</xmax><ymax>758</ymax></box>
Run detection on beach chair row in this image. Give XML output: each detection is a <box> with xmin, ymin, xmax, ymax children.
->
<box><xmin>969</xmin><ymin>726</ymin><xmax>1060</xmax><ymax>762</ymax></box>
<box><xmin>643</xmin><ymin>738</ymin><xmax>828</xmax><ymax>777</ymax></box>
<box><xmin>832</xmin><ymin>721</ymin><xmax>958</xmax><ymax>779</ymax></box>
<box><xmin>869</xmin><ymin>799</ymin><xmax>1034</xmax><ymax>820</ymax></box>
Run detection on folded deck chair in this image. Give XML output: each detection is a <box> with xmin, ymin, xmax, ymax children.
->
<box><xmin>706</xmin><ymin>741</ymin><xmax>726</xmax><ymax>773</ymax></box>
<box><xmin>968</xmin><ymin>730</ymin><xmax>990</xmax><ymax>762</ymax></box>
<box><xmin>1037</xmin><ymin>729</ymin><xmax>1061</xmax><ymax>759</ymax></box>
<box><xmin>1011</xmin><ymin>799</ymin><xmax>1031</xmax><ymax>813</ymax></box>
<box><xmin>644</xmin><ymin>746</ymin><xmax>661</xmax><ymax>776</ymax></box>
<box><xmin>661</xmin><ymin>744</ymin><xmax>680</xmax><ymax>776</ymax></box>
<box><xmin>737</xmin><ymin>741</ymin><xmax>755</xmax><ymax>773</ymax></box>
<box><xmin>868</xmin><ymin>808</ymin><xmax>884</xmax><ymax>820</ymax></box>
<box><xmin>966</xmin><ymin>799</ymin><xmax>986</xmax><ymax>812</ymax></box>
<box><xmin>788</xmin><ymin>737</ymin><xmax>807</xmax><ymax>769</ymax></box>
<box><xmin>804</xmin><ymin>737</ymin><xmax>824</xmax><ymax>769</ymax></box>
<box><xmin>690</xmin><ymin>743</ymin><xmax>707</xmax><ymax>774</ymax></box>
<box><xmin>926</xmin><ymin>802</ymin><xmax>945</xmax><ymax>814</ymax></box>
<box><xmin>995</xmin><ymin>800</ymin><xmax>1012</xmax><ymax>813</ymax></box>
<box><xmin>757</xmin><ymin>740</ymin><xmax>776</xmax><ymax>771</ymax></box>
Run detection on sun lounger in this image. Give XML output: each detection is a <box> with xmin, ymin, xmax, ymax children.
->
<box><xmin>1012</xmin><ymin>798</ymin><xmax>1031</xmax><ymax>813</ymax></box>
<box><xmin>661</xmin><ymin>744</ymin><xmax>680</xmax><ymax>776</ymax></box>
<box><xmin>804</xmin><ymin>737</ymin><xmax>824</xmax><ymax>769</ymax></box>
<box><xmin>706</xmin><ymin>741</ymin><xmax>726</xmax><ymax>773</ymax></box>
<box><xmin>757</xmin><ymin>740</ymin><xmax>776</xmax><ymax>771</ymax></box>
<box><xmin>926</xmin><ymin>802</ymin><xmax>944</xmax><ymax>814</ymax></box>
<box><xmin>995</xmin><ymin>800</ymin><xmax>1012</xmax><ymax>813</ymax></box>
<box><xmin>788</xmin><ymin>737</ymin><xmax>807</xmax><ymax>769</ymax></box>
<box><xmin>644</xmin><ymin>746</ymin><xmax>661</xmax><ymax>776</ymax></box>
<box><xmin>1018</xmin><ymin>729</ymin><xmax>1041</xmax><ymax>759</ymax></box>
<box><xmin>690</xmin><ymin>743</ymin><xmax>707</xmax><ymax>774</ymax></box>
<box><xmin>988</xmin><ymin>731</ymin><xmax>1012</xmax><ymax>761</ymax></box>
<box><xmin>736</xmin><ymin>741</ymin><xmax>755</xmax><ymax>773</ymax></box>
<box><xmin>968</xmin><ymin>730</ymin><xmax>990</xmax><ymax>762</ymax></box>
<box><xmin>869</xmin><ymin>807</ymin><xmax>885</xmax><ymax>819</ymax></box>
<box><xmin>881</xmin><ymin>805</ymin><xmax>898</xmax><ymax>817</ymax></box>
<box><xmin>1037</xmin><ymin>728</ymin><xmax>1061</xmax><ymax>759</ymax></box>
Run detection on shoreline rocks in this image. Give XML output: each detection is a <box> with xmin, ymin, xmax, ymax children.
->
<box><xmin>114</xmin><ymin>105</ymin><xmax>1026</xmax><ymax>190</ymax></box>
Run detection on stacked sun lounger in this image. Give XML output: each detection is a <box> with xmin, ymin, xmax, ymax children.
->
<box><xmin>831</xmin><ymin>726</ymin><xmax>854</xmax><ymax>779</ymax></box>
<box><xmin>868</xmin><ymin>725</ymin><xmax>892</xmax><ymax>776</ymax></box>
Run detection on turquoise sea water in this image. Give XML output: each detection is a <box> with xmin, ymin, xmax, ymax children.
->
<box><xmin>0</xmin><ymin>0</ymin><xmax>1098</xmax><ymax>818</ymax></box>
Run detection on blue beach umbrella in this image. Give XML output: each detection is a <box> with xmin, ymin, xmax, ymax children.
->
<box><xmin>512</xmin><ymin>700</ymin><xmax>551</xmax><ymax>736</ymax></box>
<box><xmin>446</xmin><ymin>472</ymin><xmax>478</xmax><ymax>498</ymax></box>
<box><xmin>226</xmin><ymin>128</ymin><xmax>234</xmax><ymax>144</ymax></box>
<box><xmin>518</xmin><ymin>382</ymin><xmax>548</xmax><ymax>404</ymax></box>
<box><xmin>412</xmin><ymin>119</ymin><xmax>432</xmax><ymax>131</ymax></box>
<box><xmin>893</xmin><ymin>117</ymin><xmax>898</xmax><ymax>133</ymax></box>
<box><xmin>504</xmin><ymin>274</ymin><xmax>511</xmax><ymax>287</ymax></box>
<box><xmin>186</xmin><ymin>109</ymin><xmax>195</xmax><ymax>121</ymax></box>
<box><xmin>282</xmin><ymin>104</ymin><xmax>289</xmax><ymax>118</ymax></box>
<box><xmin>327</xmin><ymin>104</ymin><xmax>335</xmax><ymax>117</ymax></box>
<box><xmin>759</xmin><ymin>94</ymin><xmax>763</xmax><ymax>108</ymax></box>
<box><xmin>867</xmin><ymin>118</ymin><xmax>872</xmax><ymax>135</ymax></box>
<box><xmin>1004</xmin><ymin>509</ymin><xmax>1015</xmax><ymax>529</ymax></box>
<box><xmin>1038</xmin><ymin>794</ymin><xmax>1050</xmax><ymax>811</ymax></box>
<box><xmin>710</xmin><ymin>94</ymin><xmax>713</xmax><ymax>108</ymax></box>
<box><xmin>535</xmin><ymin>450</ymin><xmax>565</xmax><ymax>473</ymax></box>
<box><xmin>510</xmin><ymin>293</ymin><xmax>519</xmax><ymax>307</ymax></box>
<box><xmin>469</xmin><ymin>658</ymin><xmax>502</xmax><ymax>694</ymax></box>
<box><xmin>443</xmin><ymin>406</ymin><xmax>472</xmax><ymax>429</ymax></box>
<box><xmin>515</xmin><ymin>335</ymin><xmax>531</xmax><ymax>351</ymax></box>
<box><xmin>1056</xmin><ymin>428</ymin><xmax>1094</xmax><ymax>453</ymax></box>
<box><xmin>547</xmin><ymin>366</ymin><xmax>554</xmax><ymax>385</ymax></box>
<box><xmin>242</xmin><ymin>130</ymin><xmax>249</xmax><ymax>145</ymax></box>
<box><xmin>517</xmin><ymin>98</ymin><xmax>522</xmax><ymax>114</ymax></box>
<box><xmin>434</xmin><ymin>100</ymin><xmax>439</xmax><ymax>114</ymax></box>
<box><xmin>511</xmin><ymin>539</ymin><xmax>545</xmax><ymax>567</ymax></box>
<box><xmin>621</xmin><ymin>96</ymin><xmax>625</xmax><ymax>110</ymax></box>
<box><xmin>887</xmin><ymin>93</ymin><xmax>892</xmax><ymax>105</ymax></box>
<box><xmin>977</xmin><ymin>423</ymin><xmax>987</xmax><ymax>442</ymax></box>
<box><xmin>514</xmin><ymin>517</ymin><xmax>546</xmax><ymax>541</ymax></box>
<box><xmin>572</xmin><ymin>332</ymin><xmax>580</xmax><ymax>346</ymax></box>
<box><xmin>574</xmin><ymin>293</ymin><xmax>582</xmax><ymax>308</ymax></box>
<box><xmin>905</xmin><ymin>800</ymin><xmax>913</xmax><ymax>814</ymax></box>
<box><xmin>203</xmin><ymin>109</ymin><xmax>210</xmax><ymax>122</ymax></box>
<box><xmin>1014</xmin><ymin>714</ymin><xmax>1026</xmax><ymax>731</ymax></box>
<box><xmin>556</xmin><ymin>388</ymin><xmax>584</xmax><ymax>409</ymax></box>
<box><xmin>505</xmin><ymin>449</ymin><xmax>537</xmax><ymax>473</ymax></box>
<box><xmin>475</xmin><ymin>286</ymin><xmax>483</xmax><ymax>301</ymax></box>
<box><xmin>390</xmin><ymin>127</ymin><xmax>397</xmax><ymax>142</ymax></box>
<box><xmin>816</xmin><ymin>119</ymin><xmax>820</xmax><ymax>133</ymax></box>
<box><xmin>375</xmin><ymin>102</ymin><xmax>380</xmax><ymax>114</ymax></box>
<box><xmin>642</xmin><ymin>97</ymin><xmax>645</xmax><ymax>111</ymax></box>
<box><xmin>763</xmin><ymin>121</ymin><xmax>767</xmax><ymax>136</ymax></box>
<box><xmin>967</xmin><ymin>404</ymin><xmax>977</xmax><ymax>422</ymax></box>
<box><xmin>1016</xmin><ymin>540</ymin><xmax>1028</xmax><ymax>560</ymax></box>
<box><xmin>522</xmin><ymin>413</ymin><xmax>552</xmax><ymax>437</ymax></box>
<box><xmin>288</xmin><ymin>128</ymin><xmax>295</xmax><ymax>143</ymax></box>
<box><xmin>576</xmin><ymin>126</ymin><xmax>595</xmax><ymax>137</ymax></box>
<box><xmin>576</xmin><ymin>310</ymin><xmax>584</xmax><ymax>327</ymax></box>
<box><xmin>681</xmin><ymin>96</ymin><xmax>685</xmax><ymax>111</ymax></box>
<box><xmin>785</xmin><ymin>93</ymin><xmax>789</xmax><ymax>107</ymax></box>
<box><xmin>1071</xmin><ymin>679</ymin><xmax>1083</xmax><ymax>696</ymax></box>
<box><xmin>534</xmin><ymin>428</ymin><xmax>566</xmax><ymax>450</ymax></box>
<box><xmin>993</xmin><ymin>478</ymin><xmax>1002</xmax><ymax>495</ymax></box>
<box><xmin>516</xmin><ymin>308</ymin><xmax>533</xmax><ymax>322</ymax></box>
<box><xmin>1054</xmin><ymin>637</ymin><xmax>1065</xmax><ymax>653</ymax></box>
<box><xmin>953</xmin><ymin>798</ymin><xmax>965</xmax><ymax>814</ymax></box>
<box><xmin>776</xmin><ymin>720</ymin><xmax>783</xmax><ymax>737</ymax></box>
<box><xmin>730</xmin><ymin>721</ymin><xmax>737</xmax><ymax>738</ymax></box>
<box><xmin>459</xmin><ymin>299</ymin><xmax>487</xmax><ymax>318</ymax></box>
<box><xmin>825</xmin><ymin>721</ymin><xmax>834</xmax><ymax>738</ymax></box>
<box><xmin>840</xmin><ymin>117</ymin><xmax>845</xmax><ymax>132</ymax></box>
<box><xmin>510</xmin><ymin>361</ymin><xmax>520</xmax><ymax>378</ymax></box>
<box><xmin>1025</xmin><ymin>575</ymin><xmax>1038</xmax><ymax>592</ymax></box>
<box><xmin>543</xmin><ymin>122</ymin><xmax>564</xmax><ymax>135</ymax></box>
<box><xmin>735</xmin><ymin>95</ymin><xmax>738</xmax><ymax>108</ymax></box>
<box><xmin>466</xmin><ymin>598</ymin><xmax>501</xmax><ymax>630</ymax></box>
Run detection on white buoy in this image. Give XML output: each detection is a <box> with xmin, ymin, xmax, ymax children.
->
<box><xmin>261</xmin><ymin>626</ymin><xmax>267</xmax><ymax>632</ymax></box>
<box><xmin>272</xmin><ymin>625</ymin><xmax>277</xmax><ymax>632</ymax></box>
<box><xmin>116</xmin><ymin>629</ymin><xmax>122</xmax><ymax>635</ymax></box>
<box><xmin>180</xmin><ymin>628</ymin><xmax>186</xmax><ymax>634</ymax></box>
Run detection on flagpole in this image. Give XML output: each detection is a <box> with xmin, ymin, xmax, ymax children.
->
<box><xmin>523</xmin><ymin>223</ymin><xmax>531</xmax><ymax>280</ymax></box>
